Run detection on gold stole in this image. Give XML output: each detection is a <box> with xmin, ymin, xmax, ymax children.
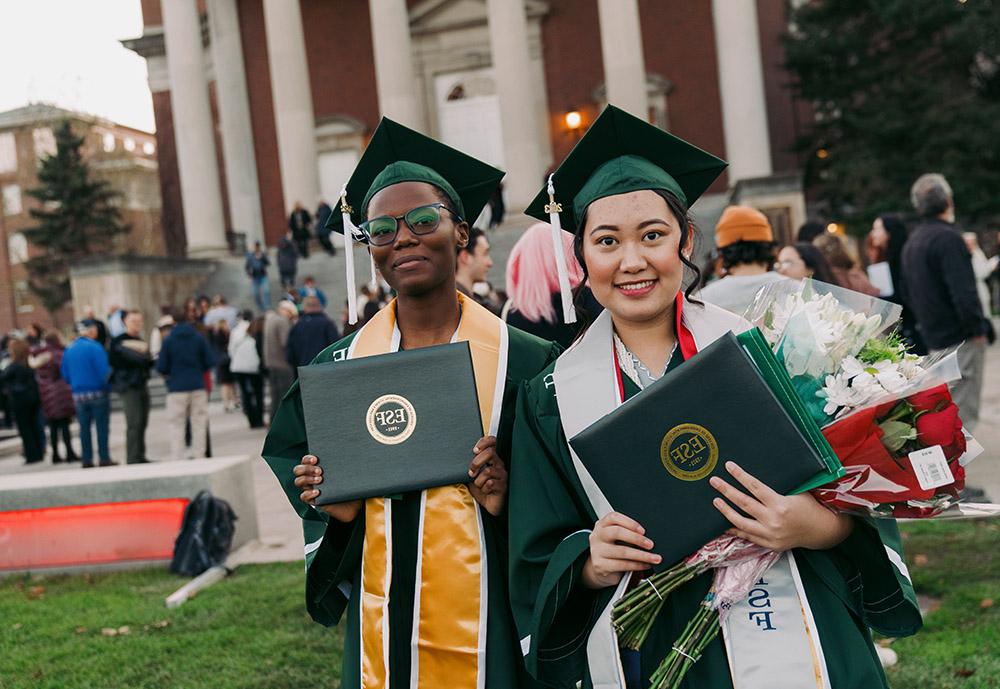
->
<box><xmin>350</xmin><ymin>293</ymin><xmax>506</xmax><ymax>689</ymax></box>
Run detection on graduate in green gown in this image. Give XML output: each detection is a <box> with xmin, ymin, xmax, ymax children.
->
<box><xmin>262</xmin><ymin>118</ymin><xmax>559</xmax><ymax>689</ymax></box>
<box><xmin>508</xmin><ymin>106</ymin><xmax>921</xmax><ymax>689</ymax></box>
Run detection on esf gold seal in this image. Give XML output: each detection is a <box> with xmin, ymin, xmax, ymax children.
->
<box><xmin>366</xmin><ymin>394</ymin><xmax>417</xmax><ymax>445</ymax></box>
<box><xmin>660</xmin><ymin>423</ymin><xmax>719</xmax><ymax>481</ymax></box>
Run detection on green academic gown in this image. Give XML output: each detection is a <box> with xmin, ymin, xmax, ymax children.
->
<box><xmin>262</xmin><ymin>326</ymin><xmax>559</xmax><ymax>689</ymax></box>
<box><xmin>509</xmin><ymin>362</ymin><xmax>923</xmax><ymax>689</ymax></box>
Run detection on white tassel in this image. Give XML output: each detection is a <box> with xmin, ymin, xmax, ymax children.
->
<box><xmin>340</xmin><ymin>183</ymin><xmax>359</xmax><ymax>325</ymax></box>
<box><xmin>546</xmin><ymin>174</ymin><xmax>577</xmax><ymax>324</ymax></box>
<box><xmin>368</xmin><ymin>252</ymin><xmax>378</xmax><ymax>293</ymax></box>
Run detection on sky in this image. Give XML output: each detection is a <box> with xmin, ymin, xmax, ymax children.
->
<box><xmin>0</xmin><ymin>0</ymin><xmax>155</xmax><ymax>132</ymax></box>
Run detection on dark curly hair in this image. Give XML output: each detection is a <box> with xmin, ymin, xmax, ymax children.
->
<box><xmin>718</xmin><ymin>240</ymin><xmax>776</xmax><ymax>271</ymax></box>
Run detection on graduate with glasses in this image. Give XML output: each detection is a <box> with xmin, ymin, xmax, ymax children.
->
<box><xmin>507</xmin><ymin>106</ymin><xmax>921</xmax><ymax>689</ymax></box>
<box><xmin>262</xmin><ymin>118</ymin><xmax>558</xmax><ymax>689</ymax></box>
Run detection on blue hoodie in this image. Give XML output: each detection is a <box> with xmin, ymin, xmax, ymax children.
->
<box><xmin>156</xmin><ymin>323</ymin><xmax>216</xmax><ymax>392</ymax></box>
<box><xmin>60</xmin><ymin>336</ymin><xmax>110</xmax><ymax>394</ymax></box>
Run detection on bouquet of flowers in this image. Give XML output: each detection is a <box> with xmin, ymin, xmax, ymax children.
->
<box><xmin>612</xmin><ymin>279</ymin><xmax>991</xmax><ymax>688</ymax></box>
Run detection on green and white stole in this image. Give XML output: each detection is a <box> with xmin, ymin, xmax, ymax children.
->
<box><xmin>347</xmin><ymin>293</ymin><xmax>508</xmax><ymax>689</ymax></box>
<box><xmin>550</xmin><ymin>302</ymin><xmax>831</xmax><ymax>689</ymax></box>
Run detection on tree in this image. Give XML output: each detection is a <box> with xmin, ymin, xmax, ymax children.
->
<box><xmin>23</xmin><ymin>120</ymin><xmax>129</xmax><ymax>314</ymax></box>
<box><xmin>783</xmin><ymin>0</ymin><xmax>1000</xmax><ymax>232</ymax></box>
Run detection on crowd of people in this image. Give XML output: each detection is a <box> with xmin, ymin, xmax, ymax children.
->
<box><xmin>0</xmin><ymin>279</ymin><xmax>383</xmax><ymax>467</ymax></box>
<box><xmin>696</xmin><ymin>172</ymin><xmax>995</xmax><ymax>430</ymax></box>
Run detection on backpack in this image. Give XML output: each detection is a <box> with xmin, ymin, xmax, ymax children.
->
<box><xmin>170</xmin><ymin>490</ymin><xmax>238</xmax><ymax>577</ymax></box>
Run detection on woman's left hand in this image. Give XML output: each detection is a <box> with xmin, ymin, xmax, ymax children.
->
<box><xmin>710</xmin><ymin>461</ymin><xmax>853</xmax><ymax>552</ymax></box>
<box><xmin>467</xmin><ymin>436</ymin><xmax>507</xmax><ymax>517</ymax></box>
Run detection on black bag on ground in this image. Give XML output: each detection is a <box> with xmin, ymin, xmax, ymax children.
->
<box><xmin>170</xmin><ymin>490</ymin><xmax>237</xmax><ymax>577</ymax></box>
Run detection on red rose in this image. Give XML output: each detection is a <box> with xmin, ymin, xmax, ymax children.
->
<box><xmin>906</xmin><ymin>384</ymin><xmax>952</xmax><ymax>414</ymax></box>
<box><xmin>915</xmin><ymin>403</ymin><xmax>965</xmax><ymax>456</ymax></box>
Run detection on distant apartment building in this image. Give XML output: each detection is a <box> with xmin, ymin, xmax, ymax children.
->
<box><xmin>0</xmin><ymin>103</ymin><xmax>165</xmax><ymax>332</ymax></box>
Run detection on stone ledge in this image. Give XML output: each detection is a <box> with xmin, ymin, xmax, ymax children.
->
<box><xmin>0</xmin><ymin>456</ymin><xmax>260</xmax><ymax>574</ymax></box>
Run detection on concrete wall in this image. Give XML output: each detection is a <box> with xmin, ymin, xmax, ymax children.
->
<box><xmin>69</xmin><ymin>256</ymin><xmax>217</xmax><ymax>327</ymax></box>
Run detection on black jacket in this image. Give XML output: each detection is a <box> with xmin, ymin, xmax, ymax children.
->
<box><xmin>277</xmin><ymin>237</ymin><xmax>298</xmax><ymax>274</ymax></box>
<box><xmin>109</xmin><ymin>333</ymin><xmax>153</xmax><ymax>391</ymax></box>
<box><xmin>286</xmin><ymin>312</ymin><xmax>340</xmax><ymax>369</ymax></box>
<box><xmin>901</xmin><ymin>217</ymin><xmax>990</xmax><ymax>350</ymax></box>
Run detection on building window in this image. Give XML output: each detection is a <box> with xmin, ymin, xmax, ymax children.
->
<box><xmin>142</xmin><ymin>141</ymin><xmax>155</xmax><ymax>155</ymax></box>
<box><xmin>7</xmin><ymin>232</ymin><xmax>28</xmax><ymax>265</ymax></box>
<box><xmin>32</xmin><ymin>127</ymin><xmax>56</xmax><ymax>159</ymax></box>
<box><xmin>103</xmin><ymin>133</ymin><xmax>116</xmax><ymax>152</ymax></box>
<box><xmin>124</xmin><ymin>137</ymin><xmax>136</xmax><ymax>152</ymax></box>
<box><xmin>0</xmin><ymin>132</ymin><xmax>16</xmax><ymax>173</ymax></box>
<box><xmin>2</xmin><ymin>184</ymin><xmax>22</xmax><ymax>216</ymax></box>
<box><xmin>14</xmin><ymin>281</ymin><xmax>33</xmax><ymax>313</ymax></box>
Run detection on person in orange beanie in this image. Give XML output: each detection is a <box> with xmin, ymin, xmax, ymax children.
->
<box><xmin>697</xmin><ymin>206</ymin><xmax>786</xmax><ymax>315</ymax></box>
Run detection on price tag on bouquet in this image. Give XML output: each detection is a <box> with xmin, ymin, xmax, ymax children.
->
<box><xmin>908</xmin><ymin>445</ymin><xmax>955</xmax><ymax>491</ymax></box>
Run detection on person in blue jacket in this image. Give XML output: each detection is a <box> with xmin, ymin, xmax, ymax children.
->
<box><xmin>156</xmin><ymin>312</ymin><xmax>216</xmax><ymax>461</ymax></box>
<box><xmin>61</xmin><ymin>319</ymin><xmax>114</xmax><ymax>467</ymax></box>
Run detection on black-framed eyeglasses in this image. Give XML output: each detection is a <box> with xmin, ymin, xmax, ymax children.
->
<box><xmin>359</xmin><ymin>203</ymin><xmax>462</xmax><ymax>247</ymax></box>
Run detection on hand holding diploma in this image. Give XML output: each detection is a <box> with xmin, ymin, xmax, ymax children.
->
<box><xmin>710</xmin><ymin>461</ymin><xmax>853</xmax><ymax>552</ymax></box>
<box><xmin>294</xmin><ymin>455</ymin><xmax>363</xmax><ymax>523</ymax></box>
<box><xmin>468</xmin><ymin>436</ymin><xmax>508</xmax><ymax>517</ymax></box>
<box><xmin>582</xmin><ymin>512</ymin><xmax>662</xmax><ymax>589</ymax></box>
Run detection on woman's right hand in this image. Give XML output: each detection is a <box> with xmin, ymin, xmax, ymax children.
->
<box><xmin>582</xmin><ymin>511</ymin><xmax>661</xmax><ymax>589</ymax></box>
<box><xmin>293</xmin><ymin>455</ymin><xmax>363</xmax><ymax>523</ymax></box>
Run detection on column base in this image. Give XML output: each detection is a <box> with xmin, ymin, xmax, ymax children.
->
<box><xmin>186</xmin><ymin>245</ymin><xmax>232</xmax><ymax>259</ymax></box>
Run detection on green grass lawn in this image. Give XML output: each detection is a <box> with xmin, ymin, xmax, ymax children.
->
<box><xmin>0</xmin><ymin>562</ymin><xmax>341</xmax><ymax>689</ymax></box>
<box><xmin>0</xmin><ymin>520</ymin><xmax>997</xmax><ymax>689</ymax></box>
<box><xmin>885</xmin><ymin>519</ymin><xmax>1000</xmax><ymax>689</ymax></box>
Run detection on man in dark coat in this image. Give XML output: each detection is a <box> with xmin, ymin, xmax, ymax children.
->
<box><xmin>315</xmin><ymin>200</ymin><xmax>335</xmax><ymax>255</ymax></box>
<box><xmin>902</xmin><ymin>173</ymin><xmax>992</xmax><ymax>430</ymax></box>
<box><xmin>285</xmin><ymin>296</ymin><xmax>340</xmax><ymax>370</ymax></box>
<box><xmin>110</xmin><ymin>310</ymin><xmax>154</xmax><ymax>464</ymax></box>
<box><xmin>288</xmin><ymin>201</ymin><xmax>312</xmax><ymax>258</ymax></box>
<box><xmin>156</xmin><ymin>313</ymin><xmax>216</xmax><ymax>461</ymax></box>
<box><xmin>277</xmin><ymin>231</ymin><xmax>299</xmax><ymax>290</ymax></box>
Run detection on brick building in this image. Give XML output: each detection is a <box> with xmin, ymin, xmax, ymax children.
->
<box><xmin>125</xmin><ymin>0</ymin><xmax>808</xmax><ymax>258</ymax></box>
<box><xmin>0</xmin><ymin>104</ymin><xmax>165</xmax><ymax>332</ymax></box>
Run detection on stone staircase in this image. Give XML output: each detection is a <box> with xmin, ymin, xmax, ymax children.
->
<box><xmin>198</xmin><ymin>217</ymin><xmax>536</xmax><ymax>319</ymax></box>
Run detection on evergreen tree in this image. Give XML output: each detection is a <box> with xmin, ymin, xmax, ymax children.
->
<box><xmin>23</xmin><ymin>120</ymin><xmax>129</xmax><ymax>314</ymax></box>
<box><xmin>784</xmin><ymin>0</ymin><xmax>1000</xmax><ymax>232</ymax></box>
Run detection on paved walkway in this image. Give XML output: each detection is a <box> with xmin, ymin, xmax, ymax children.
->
<box><xmin>4</xmin><ymin>330</ymin><xmax>999</xmax><ymax>568</ymax></box>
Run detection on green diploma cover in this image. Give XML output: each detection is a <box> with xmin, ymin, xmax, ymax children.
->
<box><xmin>570</xmin><ymin>329</ymin><xmax>843</xmax><ymax>566</ymax></box>
<box><xmin>297</xmin><ymin>341</ymin><xmax>483</xmax><ymax>505</ymax></box>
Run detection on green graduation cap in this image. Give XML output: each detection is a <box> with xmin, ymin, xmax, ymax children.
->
<box><xmin>523</xmin><ymin>105</ymin><xmax>727</xmax><ymax>324</ymax></box>
<box><xmin>327</xmin><ymin>117</ymin><xmax>504</xmax><ymax>324</ymax></box>
<box><xmin>524</xmin><ymin>104</ymin><xmax>728</xmax><ymax>234</ymax></box>
<box><xmin>327</xmin><ymin>117</ymin><xmax>504</xmax><ymax>241</ymax></box>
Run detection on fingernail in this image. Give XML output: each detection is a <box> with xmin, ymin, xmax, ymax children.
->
<box><xmin>713</xmin><ymin>498</ymin><xmax>723</xmax><ymax>508</ymax></box>
<box><xmin>726</xmin><ymin>461</ymin><xmax>737</xmax><ymax>472</ymax></box>
<box><xmin>709</xmin><ymin>477</ymin><xmax>721</xmax><ymax>488</ymax></box>
<box><xmin>645</xmin><ymin>540</ymin><xmax>654</xmax><ymax>549</ymax></box>
<box><xmin>653</xmin><ymin>555</ymin><xmax>662</xmax><ymax>563</ymax></box>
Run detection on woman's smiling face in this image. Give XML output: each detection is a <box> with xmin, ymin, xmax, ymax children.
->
<box><xmin>581</xmin><ymin>189</ymin><xmax>690</xmax><ymax>326</ymax></box>
<box><xmin>365</xmin><ymin>181</ymin><xmax>468</xmax><ymax>297</ymax></box>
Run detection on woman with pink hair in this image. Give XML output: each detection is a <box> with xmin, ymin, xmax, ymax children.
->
<box><xmin>502</xmin><ymin>223</ymin><xmax>598</xmax><ymax>347</ymax></box>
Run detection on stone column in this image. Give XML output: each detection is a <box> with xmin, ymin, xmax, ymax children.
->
<box><xmin>711</xmin><ymin>0</ymin><xmax>772</xmax><ymax>182</ymax></box>
<box><xmin>368</xmin><ymin>0</ymin><xmax>425</xmax><ymax>130</ymax></box>
<box><xmin>262</xmin><ymin>0</ymin><xmax>321</xmax><ymax>214</ymax></box>
<box><xmin>160</xmin><ymin>0</ymin><xmax>228</xmax><ymax>257</ymax></box>
<box><xmin>207</xmin><ymin>0</ymin><xmax>265</xmax><ymax>248</ymax></box>
<box><xmin>486</xmin><ymin>0</ymin><xmax>545</xmax><ymax>212</ymax></box>
<box><xmin>597</xmin><ymin>0</ymin><xmax>648</xmax><ymax>119</ymax></box>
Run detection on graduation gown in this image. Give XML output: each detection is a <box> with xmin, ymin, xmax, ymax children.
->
<box><xmin>262</xmin><ymin>300</ymin><xmax>559</xmax><ymax>689</ymax></box>
<box><xmin>508</xmin><ymin>299</ymin><xmax>922</xmax><ymax>689</ymax></box>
